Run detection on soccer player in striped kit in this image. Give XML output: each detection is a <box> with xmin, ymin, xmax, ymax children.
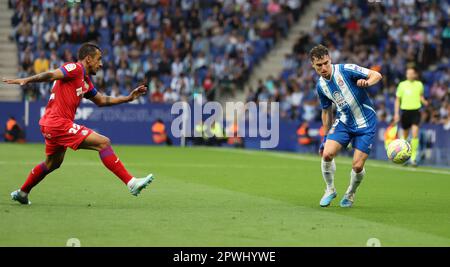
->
<box><xmin>310</xmin><ymin>45</ymin><xmax>383</xmax><ymax>208</ymax></box>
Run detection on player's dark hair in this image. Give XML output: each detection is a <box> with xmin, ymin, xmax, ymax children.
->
<box><xmin>78</xmin><ymin>43</ymin><xmax>101</xmax><ymax>60</ymax></box>
<box><xmin>309</xmin><ymin>44</ymin><xmax>329</xmax><ymax>61</ymax></box>
<box><xmin>406</xmin><ymin>65</ymin><xmax>418</xmax><ymax>73</ymax></box>
<box><xmin>406</xmin><ymin>64</ymin><xmax>421</xmax><ymax>79</ymax></box>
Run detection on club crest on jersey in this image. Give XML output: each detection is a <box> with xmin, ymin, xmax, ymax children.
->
<box><xmin>332</xmin><ymin>91</ymin><xmax>346</xmax><ymax>108</ymax></box>
<box><xmin>337</xmin><ymin>78</ymin><xmax>344</xmax><ymax>87</ymax></box>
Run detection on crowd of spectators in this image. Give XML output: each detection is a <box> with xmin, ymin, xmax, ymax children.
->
<box><xmin>9</xmin><ymin>0</ymin><xmax>308</xmax><ymax>104</ymax></box>
<box><xmin>8</xmin><ymin>0</ymin><xmax>449</xmax><ymax>128</ymax></box>
<box><xmin>245</xmin><ymin>0</ymin><xmax>449</xmax><ymax>127</ymax></box>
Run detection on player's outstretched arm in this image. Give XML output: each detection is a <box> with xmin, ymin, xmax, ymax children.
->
<box><xmin>356</xmin><ymin>70</ymin><xmax>383</xmax><ymax>88</ymax></box>
<box><xmin>2</xmin><ymin>69</ymin><xmax>65</xmax><ymax>86</ymax></box>
<box><xmin>90</xmin><ymin>84</ymin><xmax>147</xmax><ymax>107</ymax></box>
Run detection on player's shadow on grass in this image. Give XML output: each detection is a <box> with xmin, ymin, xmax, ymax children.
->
<box><xmin>0</xmin><ymin>201</ymin><xmax>156</xmax><ymax>211</ymax></box>
<box><xmin>0</xmin><ymin>201</ymin><xmax>143</xmax><ymax>209</ymax></box>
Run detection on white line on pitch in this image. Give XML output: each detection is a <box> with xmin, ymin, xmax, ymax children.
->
<box><xmin>215</xmin><ymin>148</ymin><xmax>450</xmax><ymax>176</ymax></box>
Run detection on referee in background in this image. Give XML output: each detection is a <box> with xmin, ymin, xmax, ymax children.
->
<box><xmin>394</xmin><ymin>66</ymin><xmax>428</xmax><ymax>167</ymax></box>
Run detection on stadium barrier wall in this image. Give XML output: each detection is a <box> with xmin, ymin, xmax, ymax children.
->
<box><xmin>0</xmin><ymin>101</ymin><xmax>448</xmax><ymax>166</ymax></box>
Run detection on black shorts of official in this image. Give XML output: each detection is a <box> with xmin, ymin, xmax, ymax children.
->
<box><xmin>401</xmin><ymin>109</ymin><xmax>421</xmax><ymax>129</ymax></box>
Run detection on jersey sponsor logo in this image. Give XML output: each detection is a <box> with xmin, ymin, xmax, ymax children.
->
<box><xmin>64</xmin><ymin>63</ymin><xmax>77</xmax><ymax>72</ymax></box>
<box><xmin>353</xmin><ymin>64</ymin><xmax>369</xmax><ymax>75</ymax></box>
<box><xmin>354</xmin><ymin>65</ymin><xmax>362</xmax><ymax>72</ymax></box>
<box><xmin>332</xmin><ymin>91</ymin><xmax>347</xmax><ymax>108</ymax></box>
<box><xmin>345</xmin><ymin>64</ymin><xmax>366</xmax><ymax>74</ymax></box>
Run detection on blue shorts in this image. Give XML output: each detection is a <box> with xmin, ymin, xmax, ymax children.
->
<box><xmin>327</xmin><ymin>120</ymin><xmax>376</xmax><ymax>155</ymax></box>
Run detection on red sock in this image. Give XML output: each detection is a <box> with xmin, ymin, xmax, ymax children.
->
<box><xmin>21</xmin><ymin>162</ymin><xmax>49</xmax><ymax>193</ymax></box>
<box><xmin>99</xmin><ymin>146</ymin><xmax>133</xmax><ymax>184</ymax></box>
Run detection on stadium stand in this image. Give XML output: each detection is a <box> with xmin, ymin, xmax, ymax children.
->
<box><xmin>8</xmin><ymin>0</ymin><xmax>309</xmax><ymax>103</ymax></box>
<box><xmin>0</xmin><ymin>0</ymin><xmax>20</xmax><ymax>101</ymax></box>
<box><xmin>246</xmin><ymin>0</ymin><xmax>449</xmax><ymax>127</ymax></box>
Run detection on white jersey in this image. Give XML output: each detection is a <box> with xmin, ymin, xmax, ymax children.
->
<box><xmin>316</xmin><ymin>64</ymin><xmax>377</xmax><ymax>130</ymax></box>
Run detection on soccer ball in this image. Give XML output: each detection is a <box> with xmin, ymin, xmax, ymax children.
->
<box><xmin>387</xmin><ymin>139</ymin><xmax>412</xmax><ymax>164</ymax></box>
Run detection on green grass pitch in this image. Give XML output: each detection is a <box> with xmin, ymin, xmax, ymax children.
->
<box><xmin>1</xmin><ymin>143</ymin><xmax>449</xmax><ymax>246</ymax></box>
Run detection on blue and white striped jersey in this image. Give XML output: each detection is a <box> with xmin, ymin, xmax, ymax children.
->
<box><xmin>316</xmin><ymin>64</ymin><xmax>377</xmax><ymax>130</ymax></box>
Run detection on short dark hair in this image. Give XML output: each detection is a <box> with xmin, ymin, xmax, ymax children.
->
<box><xmin>406</xmin><ymin>65</ymin><xmax>420</xmax><ymax>78</ymax></box>
<box><xmin>78</xmin><ymin>43</ymin><xmax>101</xmax><ymax>60</ymax></box>
<box><xmin>406</xmin><ymin>64</ymin><xmax>418</xmax><ymax>73</ymax></box>
<box><xmin>309</xmin><ymin>44</ymin><xmax>329</xmax><ymax>61</ymax></box>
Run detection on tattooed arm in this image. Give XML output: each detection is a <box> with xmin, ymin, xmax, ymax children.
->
<box><xmin>3</xmin><ymin>69</ymin><xmax>65</xmax><ymax>85</ymax></box>
<box><xmin>90</xmin><ymin>85</ymin><xmax>148</xmax><ymax>107</ymax></box>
